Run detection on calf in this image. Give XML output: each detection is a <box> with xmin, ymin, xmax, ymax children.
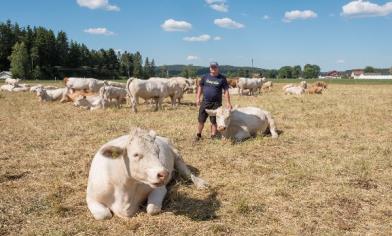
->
<box><xmin>86</xmin><ymin>127</ymin><xmax>207</xmax><ymax>220</ymax></box>
<box><xmin>99</xmin><ymin>85</ymin><xmax>127</xmax><ymax>108</ymax></box>
<box><xmin>36</xmin><ymin>87</ymin><xmax>67</xmax><ymax>102</ymax></box>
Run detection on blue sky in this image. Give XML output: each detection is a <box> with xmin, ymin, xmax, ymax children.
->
<box><xmin>1</xmin><ymin>0</ymin><xmax>391</xmax><ymax>71</ymax></box>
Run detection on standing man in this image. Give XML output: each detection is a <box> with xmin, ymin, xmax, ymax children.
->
<box><xmin>195</xmin><ymin>62</ymin><xmax>232</xmax><ymax>141</ymax></box>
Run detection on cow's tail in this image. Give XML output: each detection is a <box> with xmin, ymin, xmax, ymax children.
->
<box><xmin>172</xmin><ymin>147</ymin><xmax>208</xmax><ymax>189</ymax></box>
<box><xmin>265</xmin><ymin>111</ymin><xmax>278</xmax><ymax>139</ymax></box>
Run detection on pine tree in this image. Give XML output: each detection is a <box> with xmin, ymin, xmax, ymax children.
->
<box><xmin>133</xmin><ymin>51</ymin><xmax>143</xmax><ymax>78</ymax></box>
<box><xmin>8</xmin><ymin>42</ymin><xmax>29</xmax><ymax>79</ymax></box>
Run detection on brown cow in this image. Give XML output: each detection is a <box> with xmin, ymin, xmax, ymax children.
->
<box><xmin>60</xmin><ymin>88</ymin><xmax>97</xmax><ymax>103</ymax></box>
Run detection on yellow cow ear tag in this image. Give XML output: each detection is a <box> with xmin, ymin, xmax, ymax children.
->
<box><xmin>102</xmin><ymin>146</ymin><xmax>123</xmax><ymax>159</ymax></box>
<box><xmin>111</xmin><ymin>149</ymin><xmax>121</xmax><ymax>159</ymax></box>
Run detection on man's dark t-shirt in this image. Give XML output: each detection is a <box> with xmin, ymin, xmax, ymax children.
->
<box><xmin>199</xmin><ymin>74</ymin><xmax>229</xmax><ymax>104</ymax></box>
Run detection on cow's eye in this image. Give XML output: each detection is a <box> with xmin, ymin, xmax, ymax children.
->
<box><xmin>133</xmin><ymin>153</ymin><xmax>143</xmax><ymax>159</ymax></box>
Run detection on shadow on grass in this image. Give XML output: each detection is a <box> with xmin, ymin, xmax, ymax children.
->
<box><xmin>163</xmin><ymin>165</ymin><xmax>220</xmax><ymax>221</ymax></box>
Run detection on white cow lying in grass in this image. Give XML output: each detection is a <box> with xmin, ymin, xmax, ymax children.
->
<box><xmin>73</xmin><ymin>95</ymin><xmax>107</xmax><ymax>110</ymax></box>
<box><xmin>86</xmin><ymin>127</ymin><xmax>207</xmax><ymax>220</ymax></box>
<box><xmin>126</xmin><ymin>78</ymin><xmax>169</xmax><ymax>112</ymax></box>
<box><xmin>206</xmin><ymin>106</ymin><xmax>278</xmax><ymax>141</ymax></box>
<box><xmin>36</xmin><ymin>87</ymin><xmax>67</xmax><ymax>102</ymax></box>
<box><xmin>5</xmin><ymin>78</ymin><xmax>20</xmax><ymax>86</ymax></box>
<box><xmin>283</xmin><ymin>81</ymin><xmax>307</xmax><ymax>95</ymax></box>
<box><xmin>0</xmin><ymin>84</ymin><xmax>15</xmax><ymax>92</ymax></box>
<box><xmin>64</xmin><ymin>77</ymin><xmax>105</xmax><ymax>92</ymax></box>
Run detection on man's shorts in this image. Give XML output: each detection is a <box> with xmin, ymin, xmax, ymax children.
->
<box><xmin>198</xmin><ymin>101</ymin><xmax>222</xmax><ymax>124</ymax></box>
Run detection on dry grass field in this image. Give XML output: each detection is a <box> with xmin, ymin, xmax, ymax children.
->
<box><xmin>1</xmin><ymin>82</ymin><xmax>391</xmax><ymax>235</ymax></box>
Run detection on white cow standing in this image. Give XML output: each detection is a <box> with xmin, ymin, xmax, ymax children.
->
<box><xmin>126</xmin><ymin>78</ymin><xmax>169</xmax><ymax>112</ymax></box>
<box><xmin>86</xmin><ymin>128</ymin><xmax>208</xmax><ymax>220</ymax></box>
<box><xmin>64</xmin><ymin>77</ymin><xmax>105</xmax><ymax>92</ymax></box>
<box><xmin>237</xmin><ymin>78</ymin><xmax>263</xmax><ymax>96</ymax></box>
<box><xmin>206</xmin><ymin>106</ymin><xmax>278</xmax><ymax>141</ymax></box>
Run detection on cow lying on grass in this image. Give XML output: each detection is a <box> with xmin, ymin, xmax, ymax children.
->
<box><xmin>36</xmin><ymin>87</ymin><xmax>68</xmax><ymax>102</ymax></box>
<box><xmin>206</xmin><ymin>106</ymin><xmax>278</xmax><ymax>142</ymax></box>
<box><xmin>86</xmin><ymin>127</ymin><xmax>208</xmax><ymax>220</ymax></box>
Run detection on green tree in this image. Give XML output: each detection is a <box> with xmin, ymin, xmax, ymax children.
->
<box><xmin>278</xmin><ymin>66</ymin><xmax>292</xmax><ymax>79</ymax></box>
<box><xmin>8</xmin><ymin>42</ymin><xmax>29</xmax><ymax>79</ymax></box>
<box><xmin>56</xmin><ymin>31</ymin><xmax>68</xmax><ymax>66</ymax></box>
<box><xmin>0</xmin><ymin>20</ymin><xmax>18</xmax><ymax>71</ymax></box>
<box><xmin>133</xmin><ymin>51</ymin><xmax>143</xmax><ymax>78</ymax></box>
<box><xmin>364</xmin><ymin>66</ymin><xmax>375</xmax><ymax>73</ymax></box>
<box><xmin>292</xmin><ymin>65</ymin><xmax>302</xmax><ymax>78</ymax></box>
<box><xmin>303</xmin><ymin>64</ymin><xmax>320</xmax><ymax>79</ymax></box>
<box><xmin>143</xmin><ymin>57</ymin><xmax>150</xmax><ymax>79</ymax></box>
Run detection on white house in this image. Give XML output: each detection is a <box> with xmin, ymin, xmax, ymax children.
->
<box><xmin>0</xmin><ymin>71</ymin><xmax>12</xmax><ymax>80</ymax></box>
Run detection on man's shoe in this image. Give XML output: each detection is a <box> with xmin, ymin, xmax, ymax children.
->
<box><xmin>193</xmin><ymin>134</ymin><xmax>202</xmax><ymax>142</ymax></box>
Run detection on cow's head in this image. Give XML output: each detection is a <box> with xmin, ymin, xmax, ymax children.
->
<box><xmin>73</xmin><ymin>95</ymin><xmax>88</xmax><ymax>107</ymax></box>
<box><xmin>206</xmin><ymin>106</ymin><xmax>234</xmax><ymax>132</ymax></box>
<box><xmin>36</xmin><ymin>87</ymin><xmax>46</xmax><ymax>97</ymax></box>
<box><xmin>100</xmin><ymin>128</ymin><xmax>169</xmax><ymax>188</ymax></box>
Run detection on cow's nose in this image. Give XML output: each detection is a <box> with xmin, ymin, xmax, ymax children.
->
<box><xmin>218</xmin><ymin>126</ymin><xmax>226</xmax><ymax>131</ymax></box>
<box><xmin>157</xmin><ymin>170</ymin><xmax>169</xmax><ymax>182</ymax></box>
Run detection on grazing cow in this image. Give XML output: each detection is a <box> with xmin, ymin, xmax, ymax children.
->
<box><xmin>36</xmin><ymin>87</ymin><xmax>67</xmax><ymax>102</ymax></box>
<box><xmin>86</xmin><ymin>127</ymin><xmax>207</xmax><ymax>220</ymax></box>
<box><xmin>126</xmin><ymin>78</ymin><xmax>169</xmax><ymax>112</ymax></box>
<box><xmin>237</xmin><ymin>78</ymin><xmax>263</xmax><ymax>96</ymax></box>
<box><xmin>206</xmin><ymin>106</ymin><xmax>278</xmax><ymax>141</ymax></box>
<box><xmin>5</xmin><ymin>78</ymin><xmax>20</xmax><ymax>86</ymax></box>
<box><xmin>64</xmin><ymin>77</ymin><xmax>105</xmax><ymax>92</ymax></box>
<box><xmin>99</xmin><ymin>85</ymin><xmax>127</xmax><ymax>108</ymax></box>
<box><xmin>261</xmin><ymin>81</ymin><xmax>273</xmax><ymax>92</ymax></box>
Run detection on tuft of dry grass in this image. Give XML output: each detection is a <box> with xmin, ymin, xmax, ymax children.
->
<box><xmin>0</xmin><ymin>83</ymin><xmax>392</xmax><ymax>235</ymax></box>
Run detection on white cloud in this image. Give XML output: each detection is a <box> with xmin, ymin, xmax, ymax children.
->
<box><xmin>214</xmin><ymin>18</ymin><xmax>244</xmax><ymax>29</ymax></box>
<box><xmin>213</xmin><ymin>36</ymin><xmax>222</xmax><ymax>41</ymax></box>
<box><xmin>183</xmin><ymin>34</ymin><xmax>211</xmax><ymax>42</ymax></box>
<box><xmin>187</xmin><ymin>55</ymin><xmax>199</xmax><ymax>60</ymax></box>
<box><xmin>84</xmin><ymin>27</ymin><xmax>115</xmax><ymax>35</ymax></box>
<box><xmin>210</xmin><ymin>3</ymin><xmax>229</xmax><ymax>12</ymax></box>
<box><xmin>205</xmin><ymin>0</ymin><xmax>225</xmax><ymax>4</ymax></box>
<box><xmin>161</xmin><ymin>19</ymin><xmax>192</xmax><ymax>32</ymax></box>
<box><xmin>342</xmin><ymin>0</ymin><xmax>392</xmax><ymax>17</ymax></box>
<box><xmin>337</xmin><ymin>59</ymin><xmax>345</xmax><ymax>64</ymax></box>
<box><xmin>283</xmin><ymin>10</ymin><xmax>318</xmax><ymax>22</ymax></box>
<box><xmin>76</xmin><ymin>0</ymin><xmax>119</xmax><ymax>11</ymax></box>
<box><xmin>263</xmin><ymin>15</ymin><xmax>270</xmax><ymax>20</ymax></box>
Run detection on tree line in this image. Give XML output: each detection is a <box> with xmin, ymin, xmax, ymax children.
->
<box><xmin>0</xmin><ymin>20</ymin><xmax>156</xmax><ymax>80</ymax></box>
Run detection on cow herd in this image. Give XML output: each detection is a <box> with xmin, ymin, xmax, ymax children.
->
<box><xmin>1</xmin><ymin>76</ymin><xmax>329</xmax><ymax>220</ymax></box>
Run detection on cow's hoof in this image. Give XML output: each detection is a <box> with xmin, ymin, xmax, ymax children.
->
<box><xmin>146</xmin><ymin>204</ymin><xmax>161</xmax><ymax>215</ymax></box>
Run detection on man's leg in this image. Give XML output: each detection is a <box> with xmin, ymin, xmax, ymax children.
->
<box><xmin>211</xmin><ymin>123</ymin><xmax>217</xmax><ymax>136</ymax></box>
<box><xmin>196</xmin><ymin>102</ymin><xmax>208</xmax><ymax>140</ymax></box>
<box><xmin>198</xmin><ymin>122</ymin><xmax>204</xmax><ymax>135</ymax></box>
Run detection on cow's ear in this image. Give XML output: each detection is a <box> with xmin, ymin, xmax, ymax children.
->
<box><xmin>101</xmin><ymin>146</ymin><xmax>125</xmax><ymax>159</ymax></box>
<box><xmin>205</xmin><ymin>109</ymin><xmax>217</xmax><ymax>116</ymax></box>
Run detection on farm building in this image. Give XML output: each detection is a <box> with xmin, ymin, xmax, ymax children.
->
<box><xmin>0</xmin><ymin>71</ymin><xmax>12</xmax><ymax>80</ymax></box>
<box><xmin>319</xmin><ymin>70</ymin><xmax>341</xmax><ymax>79</ymax></box>
<box><xmin>351</xmin><ymin>70</ymin><xmax>392</xmax><ymax>79</ymax></box>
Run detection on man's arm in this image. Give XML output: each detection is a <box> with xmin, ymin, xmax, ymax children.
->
<box><xmin>224</xmin><ymin>89</ymin><xmax>232</xmax><ymax>110</ymax></box>
<box><xmin>196</xmin><ymin>85</ymin><xmax>202</xmax><ymax>106</ymax></box>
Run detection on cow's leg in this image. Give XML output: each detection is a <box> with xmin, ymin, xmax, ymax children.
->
<box><xmin>146</xmin><ymin>186</ymin><xmax>167</xmax><ymax>215</ymax></box>
<box><xmin>170</xmin><ymin>95</ymin><xmax>175</xmax><ymax>107</ymax></box>
<box><xmin>131</xmin><ymin>96</ymin><xmax>138</xmax><ymax>113</ymax></box>
<box><xmin>158</xmin><ymin>97</ymin><xmax>164</xmax><ymax>110</ymax></box>
<box><xmin>87</xmin><ymin>198</ymin><xmax>112</xmax><ymax>220</ymax></box>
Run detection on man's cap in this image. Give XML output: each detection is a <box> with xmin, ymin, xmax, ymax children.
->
<box><xmin>209</xmin><ymin>61</ymin><xmax>219</xmax><ymax>67</ymax></box>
